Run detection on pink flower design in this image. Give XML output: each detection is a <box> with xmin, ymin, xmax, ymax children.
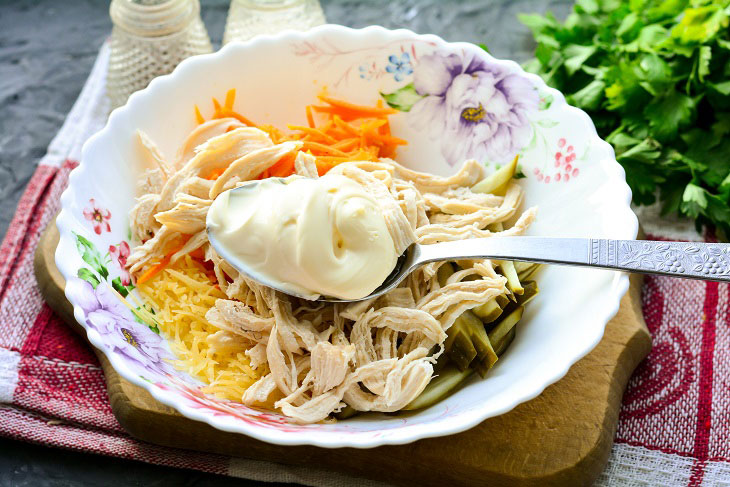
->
<box><xmin>536</xmin><ymin>138</ymin><xmax>581</xmax><ymax>184</ymax></box>
<box><xmin>110</xmin><ymin>241</ymin><xmax>131</xmax><ymax>286</ymax></box>
<box><xmin>83</xmin><ymin>198</ymin><xmax>111</xmax><ymax>235</ymax></box>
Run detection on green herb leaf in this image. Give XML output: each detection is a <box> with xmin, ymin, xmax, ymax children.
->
<box><xmin>569</xmin><ymin>79</ymin><xmax>605</xmax><ymax>110</ymax></box>
<box><xmin>681</xmin><ymin>183</ymin><xmax>708</xmax><ymax>218</ymax></box>
<box><xmin>671</xmin><ymin>5</ymin><xmax>727</xmax><ymax>44</ymax></box>
<box><xmin>710</xmin><ymin>80</ymin><xmax>730</xmax><ymax>96</ymax></box>
<box><xmin>517</xmin><ymin>13</ymin><xmax>558</xmax><ymax>36</ymax></box>
<box><xmin>697</xmin><ymin>45</ymin><xmax>712</xmax><ymax>82</ymax></box>
<box><xmin>563</xmin><ymin>44</ymin><xmax>597</xmax><ymax>75</ymax></box>
<box><xmin>644</xmin><ymin>91</ymin><xmax>695</xmax><ymax>142</ymax></box>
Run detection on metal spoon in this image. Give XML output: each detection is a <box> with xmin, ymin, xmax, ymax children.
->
<box><xmin>208</xmin><ymin>222</ymin><xmax>730</xmax><ymax>302</ymax></box>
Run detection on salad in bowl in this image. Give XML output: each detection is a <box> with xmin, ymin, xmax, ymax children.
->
<box><xmin>57</xmin><ymin>24</ymin><xmax>637</xmax><ymax>448</ymax></box>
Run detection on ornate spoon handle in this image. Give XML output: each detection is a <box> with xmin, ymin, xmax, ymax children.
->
<box><xmin>416</xmin><ymin>237</ymin><xmax>730</xmax><ymax>282</ymax></box>
<box><xmin>592</xmin><ymin>239</ymin><xmax>727</xmax><ymax>280</ymax></box>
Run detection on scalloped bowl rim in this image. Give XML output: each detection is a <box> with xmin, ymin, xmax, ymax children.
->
<box><xmin>56</xmin><ymin>24</ymin><xmax>638</xmax><ymax>448</ymax></box>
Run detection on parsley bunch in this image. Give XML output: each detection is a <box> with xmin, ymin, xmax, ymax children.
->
<box><xmin>520</xmin><ymin>0</ymin><xmax>730</xmax><ymax>238</ymax></box>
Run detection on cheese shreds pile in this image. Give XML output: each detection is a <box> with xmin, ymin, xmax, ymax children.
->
<box><xmin>137</xmin><ymin>255</ymin><xmax>264</xmax><ymax>401</ymax></box>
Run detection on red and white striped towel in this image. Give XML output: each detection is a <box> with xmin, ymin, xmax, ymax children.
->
<box><xmin>0</xmin><ymin>44</ymin><xmax>728</xmax><ymax>486</ymax></box>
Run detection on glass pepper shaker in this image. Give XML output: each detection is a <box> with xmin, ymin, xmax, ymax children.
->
<box><xmin>107</xmin><ymin>0</ymin><xmax>213</xmax><ymax>109</ymax></box>
<box><xmin>222</xmin><ymin>0</ymin><xmax>326</xmax><ymax>45</ymax></box>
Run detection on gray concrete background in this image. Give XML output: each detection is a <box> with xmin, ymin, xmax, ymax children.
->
<box><xmin>0</xmin><ymin>0</ymin><xmax>571</xmax><ymax>485</ymax></box>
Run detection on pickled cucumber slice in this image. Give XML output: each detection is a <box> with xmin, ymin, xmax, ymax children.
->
<box><xmin>404</xmin><ymin>365</ymin><xmax>473</xmax><ymax>410</ymax></box>
<box><xmin>460</xmin><ymin>310</ymin><xmax>499</xmax><ymax>377</ymax></box>
<box><xmin>472</xmin><ymin>298</ymin><xmax>503</xmax><ymax>322</ymax></box>
<box><xmin>334</xmin><ymin>405</ymin><xmax>359</xmax><ymax>420</ymax></box>
<box><xmin>437</xmin><ymin>262</ymin><xmax>455</xmax><ymax>287</ymax></box>
<box><xmin>472</xmin><ymin>155</ymin><xmax>519</xmax><ymax>196</ymax></box>
<box><xmin>445</xmin><ymin>327</ymin><xmax>477</xmax><ymax>371</ymax></box>
<box><xmin>494</xmin><ymin>327</ymin><xmax>516</xmax><ymax>357</ymax></box>
<box><xmin>498</xmin><ymin>260</ymin><xmax>524</xmax><ymax>295</ymax></box>
<box><xmin>488</xmin><ymin>306</ymin><xmax>524</xmax><ymax>345</ymax></box>
<box><xmin>495</xmin><ymin>294</ymin><xmax>510</xmax><ymax>308</ymax></box>
<box><xmin>515</xmin><ymin>262</ymin><xmax>541</xmax><ymax>281</ymax></box>
<box><xmin>516</xmin><ymin>281</ymin><xmax>539</xmax><ymax>306</ymax></box>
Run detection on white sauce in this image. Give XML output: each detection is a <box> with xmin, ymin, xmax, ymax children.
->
<box><xmin>207</xmin><ymin>174</ymin><xmax>398</xmax><ymax>300</ymax></box>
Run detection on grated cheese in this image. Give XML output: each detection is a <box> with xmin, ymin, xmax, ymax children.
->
<box><xmin>137</xmin><ymin>255</ymin><xmax>263</xmax><ymax>401</ymax></box>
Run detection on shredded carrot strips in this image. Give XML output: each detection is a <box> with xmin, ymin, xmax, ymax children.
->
<box><xmin>332</xmin><ymin>115</ymin><xmax>359</xmax><ymax>136</ymax></box>
<box><xmin>257</xmin><ymin>124</ymin><xmax>285</xmax><ymax>143</ymax></box>
<box><xmin>136</xmin><ymin>236</ymin><xmax>192</xmax><ymax>284</ymax></box>
<box><xmin>380</xmin><ymin>135</ymin><xmax>407</xmax><ymax>145</ymax></box>
<box><xmin>317</xmin><ymin>94</ymin><xmax>398</xmax><ymax>116</ymax></box>
<box><xmin>194</xmin><ymin>105</ymin><xmax>205</xmax><ymax>124</ymax></box>
<box><xmin>331</xmin><ymin>138</ymin><xmax>359</xmax><ymax>151</ymax></box>
<box><xmin>361</xmin><ymin>118</ymin><xmax>388</xmax><ymax>131</ymax></box>
<box><xmin>268</xmin><ymin>153</ymin><xmax>297</xmax><ymax>178</ymax></box>
<box><xmin>306</xmin><ymin>105</ymin><xmax>315</xmax><ymax>128</ymax></box>
<box><xmin>286</xmin><ymin>125</ymin><xmax>337</xmax><ymax>144</ymax></box>
<box><xmin>301</xmin><ymin>141</ymin><xmax>349</xmax><ymax>157</ymax></box>
<box><xmin>189</xmin><ymin>247</ymin><xmax>206</xmax><ymax>260</ymax></box>
<box><xmin>206</xmin><ymin>167</ymin><xmax>226</xmax><ymax>180</ymax></box>
<box><xmin>136</xmin><ymin>257</ymin><xmax>170</xmax><ymax>285</ymax></box>
<box><xmin>215</xmin><ymin>108</ymin><xmax>255</xmax><ymax>126</ymax></box>
<box><xmin>224</xmin><ymin>89</ymin><xmax>236</xmax><ymax>110</ymax></box>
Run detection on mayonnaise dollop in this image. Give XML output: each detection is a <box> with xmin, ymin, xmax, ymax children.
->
<box><xmin>206</xmin><ymin>174</ymin><xmax>398</xmax><ymax>300</ymax></box>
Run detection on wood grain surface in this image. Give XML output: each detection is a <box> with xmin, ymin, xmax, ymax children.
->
<box><xmin>37</xmin><ymin>220</ymin><xmax>651</xmax><ymax>486</ymax></box>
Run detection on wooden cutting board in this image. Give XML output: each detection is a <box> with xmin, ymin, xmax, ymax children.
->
<box><xmin>35</xmin><ymin>220</ymin><xmax>651</xmax><ymax>486</ymax></box>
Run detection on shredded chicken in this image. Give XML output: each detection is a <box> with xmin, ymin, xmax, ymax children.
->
<box><xmin>294</xmin><ymin>151</ymin><xmax>319</xmax><ymax>178</ymax></box>
<box><xmin>129</xmin><ymin>126</ymin><xmax>535</xmax><ymax>424</ymax></box>
<box><xmin>175</xmin><ymin>118</ymin><xmax>246</xmax><ymax>167</ymax></box>
<box><xmin>154</xmin><ymin>195</ymin><xmax>211</xmax><ymax>234</ymax></box>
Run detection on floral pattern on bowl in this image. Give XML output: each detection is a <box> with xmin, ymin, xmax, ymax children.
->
<box><xmin>57</xmin><ymin>25</ymin><xmax>637</xmax><ymax>448</ymax></box>
<box><xmin>384</xmin><ymin>50</ymin><xmax>538</xmax><ymax>167</ymax></box>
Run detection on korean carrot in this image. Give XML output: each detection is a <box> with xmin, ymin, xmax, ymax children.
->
<box><xmin>301</xmin><ymin>141</ymin><xmax>349</xmax><ymax>157</ymax></box>
<box><xmin>192</xmin><ymin>88</ymin><xmax>406</xmax><ymax>180</ymax></box>
<box><xmin>194</xmin><ymin>105</ymin><xmax>205</xmax><ymax>124</ymax></box>
<box><xmin>268</xmin><ymin>153</ymin><xmax>297</xmax><ymax>178</ymax></box>
<box><xmin>317</xmin><ymin>94</ymin><xmax>397</xmax><ymax>116</ymax></box>
<box><xmin>224</xmin><ymin>88</ymin><xmax>236</xmax><ymax>110</ymax></box>
<box><xmin>136</xmin><ymin>236</ymin><xmax>192</xmax><ymax>284</ymax></box>
<box><xmin>206</xmin><ymin>167</ymin><xmax>226</xmax><ymax>180</ymax></box>
<box><xmin>286</xmin><ymin>125</ymin><xmax>337</xmax><ymax>144</ymax></box>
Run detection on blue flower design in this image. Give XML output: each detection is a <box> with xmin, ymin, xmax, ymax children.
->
<box><xmin>385</xmin><ymin>52</ymin><xmax>413</xmax><ymax>82</ymax></box>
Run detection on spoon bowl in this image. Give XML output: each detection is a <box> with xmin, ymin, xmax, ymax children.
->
<box><xmin>209</xmin><ymin>208</ymin><xmax>730</xmax><ymax>303</ymax></box>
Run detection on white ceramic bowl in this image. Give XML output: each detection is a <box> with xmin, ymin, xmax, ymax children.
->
<box><xmin>56</xmin><ymin>25</ymin><xmax>637</xmax><ymax>448</ymax></box>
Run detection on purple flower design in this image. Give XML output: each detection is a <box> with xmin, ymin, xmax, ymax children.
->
<box><xmin>409</xmin><ymin>51</ymin><xmax>538</xmax><ymax>166</ymax></box>
<box><xmin>66</xmin><ymin>278</ymin><xmax>174</xmax><ymax>376</ymax></box>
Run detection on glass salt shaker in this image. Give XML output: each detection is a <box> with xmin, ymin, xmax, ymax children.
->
<box><xmin>107</xmin><ymin>0</ymin><xmax>213</xmax><ymax>109</ymax></box>
<box><xmin>222</xmin><ymin>0</ymin><xmax>326</xmax><ymax>44</ymax></box>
